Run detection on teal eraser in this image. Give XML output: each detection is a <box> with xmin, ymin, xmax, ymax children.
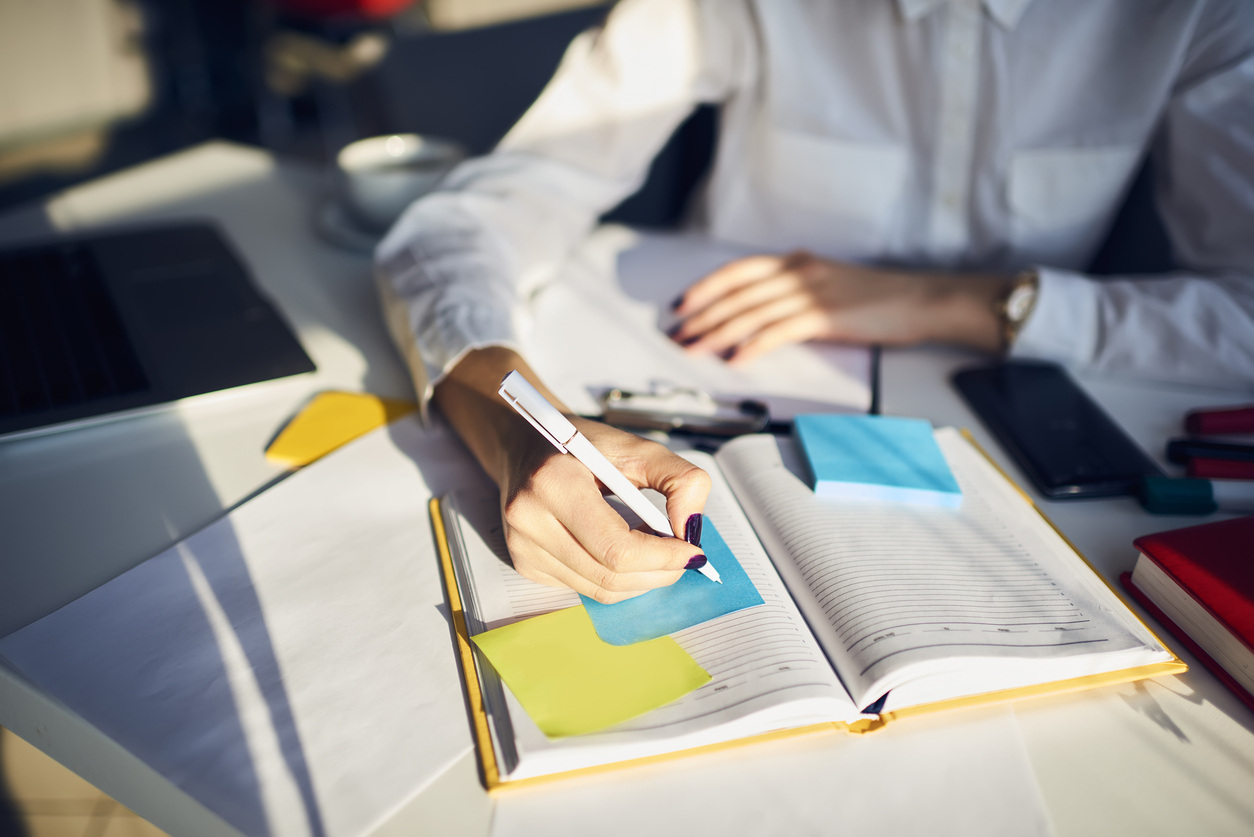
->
<box><xmin>1138</xmin><ymin>476</ymin><xmax>1218</xmax><ymax>515</ymax></box>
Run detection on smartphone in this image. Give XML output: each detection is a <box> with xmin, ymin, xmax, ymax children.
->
<box><xmin>952</xmin><ymin>361</ymin><xmax>1163</xmax><ymax>498</ymax></box>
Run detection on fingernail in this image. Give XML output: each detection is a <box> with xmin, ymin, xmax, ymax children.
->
<box><xmin>670</xmin><ymin>294</ymin><xmax>685</xmax><ymax>310</ymax></box>
<box><xmin>684</xmin><ymin>513</ymin><xmax>703</xmax><ymax>547</ymax></box>
<box><xmin>681</xmin><ymin>335</ymin><xmax>700</xmax><ymax>347</ymax></box>
<box><xmin>719</xmin><ymin>347</ymin><xmax>736</xmax><ymax>361</ymax></box>
<box><xmin>684</xmin><ymin>555</ymin><xmax>708</xmax><ymax>570</ymax></box>
<box><xmin>666</xmin><ymin>322</ymin><xmax>683</xmax><ymax>339</ymax></box>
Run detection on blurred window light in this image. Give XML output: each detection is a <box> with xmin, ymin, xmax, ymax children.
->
<box><xmin>0</xmin><ymin>0</ymin><xmax>151</xmax><ymax>184</ymax></box>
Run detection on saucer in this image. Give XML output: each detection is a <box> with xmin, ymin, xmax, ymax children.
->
<box><xmin>315</xmin><ymin>200</ymin><xmax>382</xmax><ymax>254</ymax></box>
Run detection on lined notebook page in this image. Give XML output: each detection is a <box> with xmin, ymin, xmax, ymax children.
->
<box><xmin>616</xmin><ymin>454</ymin><xmax>849</xmax><ymax>735</ymax></box>
<box><xmin>716</xmin><ymin>429</ymin><xmax>1163</xmax><ymax>709</ymax></box>
<box><xmin>446</xmin><ymin>455</ymin><xmax>861</xmax><ymax>780</ymax></box>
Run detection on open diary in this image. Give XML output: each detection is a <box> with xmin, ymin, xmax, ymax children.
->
<box><xmin>432</xmin><ymin>428</ymin><xmax>1183</xmax><ymax>791</ymax></box>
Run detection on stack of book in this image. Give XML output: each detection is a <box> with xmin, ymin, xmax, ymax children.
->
<box><xmin>1122</xmin><ymin>515</ymin><xmax>1254</xmax><ymax>714</ymax></box>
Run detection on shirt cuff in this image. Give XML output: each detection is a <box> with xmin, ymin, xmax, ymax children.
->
<box><xmin>375</xmin><ymin>261</ymin><xmax>519</xmax><ymax>422</ymax></box>
<box><xmin>1009</xmin><ymin>266</ymin><xmax>1101</xmax><ymax>368</ymax></box>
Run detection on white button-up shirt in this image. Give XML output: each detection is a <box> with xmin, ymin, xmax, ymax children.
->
<box><xmin>377</xmin><ymin>0</ymin><xmax>1254</xmax><ymax>407</ymax></box>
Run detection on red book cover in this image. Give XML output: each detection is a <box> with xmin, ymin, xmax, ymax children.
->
<box><xmin>1124</xmin><ymin>516</ymin><xmax>1254</xmax><ymax>713</ymax></box>
<box><xmin>1132</xmin><ymin>516</ymin><xmax>1254</xmax><ymax>651</ymax></box>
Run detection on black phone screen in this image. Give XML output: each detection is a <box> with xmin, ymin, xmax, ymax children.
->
<box><xmin>952</xmin><ymin>361</ymin><xmax>1163</xmax><ymax>498</ymax></box>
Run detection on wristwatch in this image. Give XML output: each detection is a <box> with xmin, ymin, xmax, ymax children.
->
<box><xmin>996</xmin><ymin>268</ymin><xmax>1039</xmax><ymax>351</ymax></box>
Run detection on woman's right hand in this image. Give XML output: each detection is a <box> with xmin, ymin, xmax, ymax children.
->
<box><xmin>434</xmin><ymin>347</ymin><xmax>711</xmax><ymax>603</ymax></box>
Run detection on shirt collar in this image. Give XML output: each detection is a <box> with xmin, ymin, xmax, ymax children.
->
<box><xmin>897</xmin><ymin>0</ymin><xmax>1033</xmax><ymax>29</ymax></box>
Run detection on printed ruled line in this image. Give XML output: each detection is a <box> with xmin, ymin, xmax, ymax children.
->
<box><xmin>858</xmin><ymin>639</ymin><xmax>1110</xmax><ymax>676</ymax></box>
<box><xmin>628</xmin><ymin>683</ymin><xmax>832</xmax><ymax>730</ymax></box>
<box><xmin>835</xmin><ymin>605</ymin><xmax>1083</xmax><ymax>640</ymax></box>
<box><xmin>846</xmin><ymin>619</ymin><xmax>1092</xmax><ymax>650</ymax></box>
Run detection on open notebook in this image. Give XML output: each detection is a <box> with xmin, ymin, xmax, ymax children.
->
<box><xmin>435</xmin><ymin>429</ymin><xmax>1184</xmax><ymax>791</ymax></box>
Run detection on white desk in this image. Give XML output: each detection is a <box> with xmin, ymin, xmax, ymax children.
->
<box><xmin>881</xmin><ymin>347</ymin><xmax>1254</xmax><ymax>836</ymax></box>
<box><xmin>2</xmin><ymin>143</ymin><xmax>1252</xmax><ymax>836</ymax></box>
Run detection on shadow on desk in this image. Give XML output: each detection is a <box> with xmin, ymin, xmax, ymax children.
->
<box><xmin>1</xmin><ymin>503</ymin><xmax>328</xmax><ymax>837</ymax></box>
<box><xmin>0</xmin><ymin>147</ymin><xmax>454</xmax><ymax>837</ymax></box>
<box><xmin>1</xmin><ymin>199</ymin><xmax>328</xmax><ymax>829</ymax></box>
<box><xmin>0</xmin><ymin>733</ymin><xmax>27</xmax><ymax>837</ymax></box>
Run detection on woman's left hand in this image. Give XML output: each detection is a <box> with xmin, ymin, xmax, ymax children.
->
<box><xmin>667</xmin><ymin>251</ymin><xmax>1009</xmax><ymax>363</ymax></box>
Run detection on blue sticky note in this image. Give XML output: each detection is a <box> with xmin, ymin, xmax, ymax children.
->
<box><xmin>580</xmin><ymin>516</ymin><xmax>764</xmax><ymax>646</ymax></box>
<box><xmin>793</xmin><ymin>414</ymin><xmax>962</xmax><ymax>507</ymax></box>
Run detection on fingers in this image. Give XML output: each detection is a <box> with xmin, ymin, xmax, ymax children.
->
<box><xmin>502</xmin><ymin>429</ymin><xmax>710</xmax><ymax>604</ymax></box>
<box><xmin>585</xmin><ymin>423</ymin><xmax>712</xmax><ymax>539</ymax></box>
<box><xmin>508</xmin><ymin>522</ymin><xmax>688</xmax><ymax>604</ymax></box>
<box><xmin>726</xmin><ymin>310</ymin><xmax>831</xmax><ymax>364</ymax></box>
<box><xmin>671</xmin><ymin>252</ymin><xmax>832</xmax><ymax>359</ymax></box>
<box><xmin>673</xmin><ymin>272</ymin><xmax>800</xmax><ymax>345</ymax></box>
<box><xmin>504</xmin><ymin>504</ymin><xmax>697</xmax><ymax>604</ymax></box>
<box><xmin>640</xmin><ymin>447</ymin><xmax>712</xmax><ymax>543</ymax></box>
<box><xmin>547</xmin><ymin>468</ymin><xmax>703</xmax><ymax>576</ymax></box>
<box><xmin>682</xmin><ymin>291</ymin><xmax>817</xmax><ymax>357</ymax></box>
<box><xmin>674</xmin><ymin>254</ymin><xmax>790</xmax><ymax>317</ymax></box>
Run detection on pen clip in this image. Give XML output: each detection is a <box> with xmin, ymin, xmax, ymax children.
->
<box><xmin>498</xmin><ymin>376</ymin><xmax>572</xmax><ymax>454</ymax></box>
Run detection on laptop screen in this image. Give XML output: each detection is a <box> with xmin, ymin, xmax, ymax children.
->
<box><xmin>0</xmin><ymin>224</ymin><xmax>315</xmax><ymax>439</ymax></box>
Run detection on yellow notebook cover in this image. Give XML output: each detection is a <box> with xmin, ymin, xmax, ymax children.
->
<box><xmin>431</xmin><ymin>432</ymin><xmax>1185</xmax><ymax>792</ymax></box>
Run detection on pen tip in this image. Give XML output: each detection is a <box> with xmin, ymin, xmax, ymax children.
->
<box><xmin>699</xmin><ymin>564</ymin><xmax>722</xmax><ymax>584</ymax></box>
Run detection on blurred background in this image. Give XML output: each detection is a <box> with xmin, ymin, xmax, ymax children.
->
<box><xmin>0</xmin><ymin>0</ymin><xmax>719</xmax><ymax>229</ymax></box>
<box><xmin>0</xmin><ymin>0</ymin><xmax>1170</xmax><ymax>265</ymax></box>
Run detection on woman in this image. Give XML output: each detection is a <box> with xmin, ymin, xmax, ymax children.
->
<box><xmin>376</xmin><ymin>0</ymin><xmax>1254</xmax><ymax>603</ymax></box>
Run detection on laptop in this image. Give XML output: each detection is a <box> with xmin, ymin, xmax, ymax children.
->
<box><xmin>0</xmin><ymin>223</ymin><xmax>316</xmax><ymax>440</ymax></box>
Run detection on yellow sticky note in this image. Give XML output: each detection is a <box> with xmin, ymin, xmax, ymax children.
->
<box><xmin>471</xmin><ymin>606</ymin><xmax>710</xmax><ymax>738</ymax></box>
<box><xmin>265</xmin><ymin>391</ymin><xmax>416</xmax><ymax>468</ymax></box>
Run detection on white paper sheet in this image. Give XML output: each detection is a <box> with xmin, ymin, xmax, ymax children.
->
<box><xmin>491</xmin><ymin>706</ymin><xmax>1054</xmax><ymax>837</ymax></box>
<box><xmin>521</xmin><ymin>227</ymin><xmax>873</xmax><ymax>420</ymax></box>
<box><xmin>0</xmin><ymin>418</ymin><xmax>489</xmax><ymax>837</ymax></box>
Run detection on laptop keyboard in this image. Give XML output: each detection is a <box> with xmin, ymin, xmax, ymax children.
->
<box><xmin>0</xmin><ymin>244</ymin><xmax>149</xmax><ymax>419</ymax></box>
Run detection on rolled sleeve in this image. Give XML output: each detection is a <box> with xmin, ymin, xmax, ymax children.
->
<box><xmin>373</xmin><ymin>0</ymin><xmax>749</xmax><ymax>416</ymax></box>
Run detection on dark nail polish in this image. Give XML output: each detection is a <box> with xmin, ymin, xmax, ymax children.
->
<box><xmin>666</xmin><ymin>322</ymin><xmax>683</xmax><ymax>339</ymax></box>
<box><xmin>681</xmin><ymin>335</ymin><xmax>700</xmax><ymax>347</ymax></box>
<box><xmin>684</xmin><ymin>513</ymin><xmax>703</xmax><ymax>547</ymax></box>
<box><xmin>684</xmin><ymin>555</ymin><xmax>708</xmax><ymax>571</ymax></box>
<box><xmin>670</xmin><ymin>294</ymin><xmax>685</xmax><ymax>310</ymax></box>
<box><xmin>719</xmin><ymin>347</ymin><xmax>736</xmax><ymax>361</ymax></box>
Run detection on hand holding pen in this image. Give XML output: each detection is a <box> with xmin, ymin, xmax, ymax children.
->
<box><xmin>430</xmin><ymin>347</ymin><xmax>713</xmax><ymax>605</ymax></box>
<box><xmin>500</xmin><ymin>370</ymin><xmax>721</xmax><ymax>587</ymax></box>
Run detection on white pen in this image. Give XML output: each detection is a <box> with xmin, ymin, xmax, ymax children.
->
<box><xmin>499</xmin><ymin>370</ymin><xmax>721</xmax><ymax>584</ymax></box>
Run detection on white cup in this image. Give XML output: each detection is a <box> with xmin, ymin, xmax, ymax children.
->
<box><xmin>336</xmin><ymin>133</ymin><xmax>465</xmax><ymax>232</ymax></box>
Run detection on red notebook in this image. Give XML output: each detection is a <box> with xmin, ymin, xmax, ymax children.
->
<box><xmin>1120</xmin><ymin>516</ymin><xmax>1254</xmax><ymax>715</ymax></box>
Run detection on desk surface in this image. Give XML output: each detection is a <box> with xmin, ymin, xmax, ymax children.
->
<box><xmin>1</xmin><ymin>143</ymin><xmax>1252</xmax><ymax>837</ymax></box>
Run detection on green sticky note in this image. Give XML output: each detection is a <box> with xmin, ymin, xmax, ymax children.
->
<box><xmin>471</xmin><ymin>606</ymin><xmax>710</xmax><ymax>738</ymax></box>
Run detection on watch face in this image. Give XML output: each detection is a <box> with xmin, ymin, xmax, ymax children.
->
<box><xmin>1006</xmin><ymin>284</ymin><xmax>1036</xmax><ymax>322</ymax></box>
